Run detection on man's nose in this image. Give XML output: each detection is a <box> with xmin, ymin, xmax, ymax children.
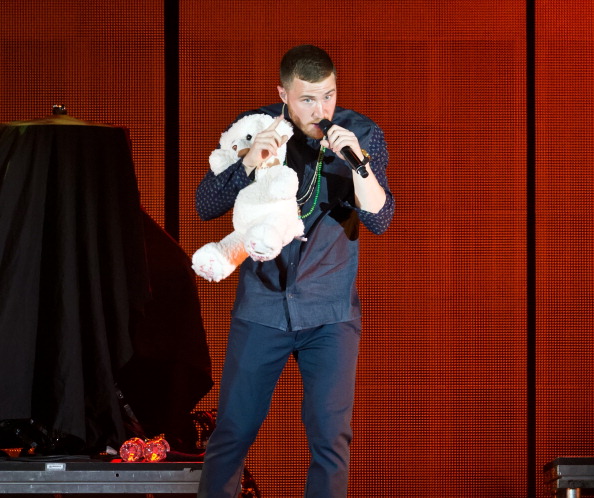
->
<box><xmin>312</xmin><ymin>101</ymin><xmax>324</xmax><ymax>117</ymax></box>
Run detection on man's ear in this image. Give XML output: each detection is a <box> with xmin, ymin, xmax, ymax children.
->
<box><xmin>277</xmin><ymin>85</ymin><xmax>287</xmax><ymax>103</ymax></box>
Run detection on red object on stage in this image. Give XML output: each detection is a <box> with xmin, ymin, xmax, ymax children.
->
<box><xmin>143</xmin><ymin>436</ymin><xmax>170</xmax><ymax>462</ymax></box>
<box><xmin>119</xmin><ymin>437</ymin><xmax>147</xmax><ymax>462</ymax></box>
<box><xmin>119</xmin><ymin>435</ymin><xmax>170</xmax><ymax>462</ymax></box>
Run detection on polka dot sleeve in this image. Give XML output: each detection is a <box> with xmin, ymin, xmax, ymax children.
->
<box><xmin>195</xmin><ymin>160</ymin><xmax>252</xmax><ymax>221</ymax></box>
<box><xmin>350</xmin><ymin>125</ymin><xmax>395</xmax><ymax>235</ymax></box>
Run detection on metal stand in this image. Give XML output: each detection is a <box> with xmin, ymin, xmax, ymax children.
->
<box><xmin>544</xmin><ymin>457</ymin><xmax>594</xmax><ymax>497</ymax></box>
<box><xmin>0</xmin><ymin>461</ymin><xmax>201</xmax><ymax>494</ymax></box>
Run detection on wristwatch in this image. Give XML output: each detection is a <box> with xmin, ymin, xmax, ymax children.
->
<box><xmin>360</xmin><ymin>149</ymin><xmax>371</xmax><ymax>165</ymax></box>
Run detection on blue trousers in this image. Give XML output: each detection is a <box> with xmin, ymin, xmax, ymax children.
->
<box><xmin>197</xmin><ymin>317</ymin><xmax>361</xmax><ymax>498</ymax></box>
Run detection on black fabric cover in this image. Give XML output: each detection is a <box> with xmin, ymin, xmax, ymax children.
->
<box><xmin>0</xmin><ymin>122</ymin><xmax>151</xmax><ymax>450</ymax></box>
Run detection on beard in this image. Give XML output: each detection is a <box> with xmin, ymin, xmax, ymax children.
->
<box><xmin>288</xmin><ymin>112</ymin><xmax>324</xmax><ymax>140</ymax></box>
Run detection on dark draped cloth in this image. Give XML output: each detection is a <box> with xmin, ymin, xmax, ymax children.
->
<box><xmin>0</xmin><ymin>121</ymin><xmax>155</xmax><ymax>451</ymax></box>
<box><xmin>119</xmin><ymin>210</ymin><xmax>213</xmax><ymax>452</ymax></box>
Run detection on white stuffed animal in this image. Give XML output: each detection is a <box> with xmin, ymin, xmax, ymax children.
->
<box><xmin>192</xmin><ymin>114</ymin><xmax>305</xmax><ymax>282</ymax></box>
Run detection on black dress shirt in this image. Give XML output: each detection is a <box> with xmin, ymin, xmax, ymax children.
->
<box><xmin>196</xmin><ymin>104</ymin><xmax>394</xmax><ymax>331</ymax></box>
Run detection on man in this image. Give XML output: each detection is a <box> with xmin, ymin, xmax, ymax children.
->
<box><xmin>196</xmin><ymin>45</ymin><xmax>394</xmax><ymax>497</ymax></box>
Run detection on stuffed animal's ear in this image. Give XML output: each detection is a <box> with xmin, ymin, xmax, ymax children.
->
<box><xmin>209</xmin><ymin>149</ymin><xmax>240</xmax><ymax>175</ymax></box>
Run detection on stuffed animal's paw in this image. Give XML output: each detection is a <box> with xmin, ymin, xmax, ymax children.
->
<box><xmin>191</xmin><ymin>243</ymin><xmax>236</xmax><ymax>282</ymax></box>
<box><xmin>244</xmin><ymin>225</ymin><xmax>283</xmax><ymax>262</ymax></box>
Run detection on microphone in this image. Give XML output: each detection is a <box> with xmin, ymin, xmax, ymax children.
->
<box><xmin>318</xmin><ymin>119</ymin><xmax>369</xmax><ymax>178</ymax></box>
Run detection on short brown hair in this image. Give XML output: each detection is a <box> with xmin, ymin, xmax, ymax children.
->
<box><xmin>279</xmin><ymin>45</ymin><xmax>336</xmax><ymax>88</ymax></box>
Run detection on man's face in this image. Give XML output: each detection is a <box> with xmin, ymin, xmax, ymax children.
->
<box><xmin>278</xmin><ymin>74</ymin><xmax>337</xmax><ymax>140</ymax></box>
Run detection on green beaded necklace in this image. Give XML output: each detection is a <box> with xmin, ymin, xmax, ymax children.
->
<box><xmin>297</xmin><ymin>146</ymin><xmax>325</xmax><ymax>219</ymax></box>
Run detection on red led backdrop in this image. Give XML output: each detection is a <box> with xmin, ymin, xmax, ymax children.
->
<box><xmin>0</xmin><ymin>1</ymin><xmax>592</xmax><ymax>497</ymax></box>
<box><xmin>536</xmin><ymin>0</ymin><xmax>594</xmax><ymax>490</ymax></box>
